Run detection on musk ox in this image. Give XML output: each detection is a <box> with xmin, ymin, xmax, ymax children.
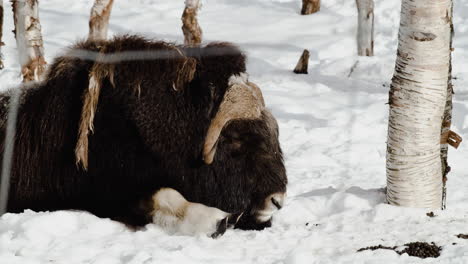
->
<box><xmin>1</xmin><ymin>35</ymin><xmax>287</xmax><ymax>236</ymax></box>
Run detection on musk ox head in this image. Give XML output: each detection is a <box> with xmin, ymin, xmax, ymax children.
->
<box><xmin>201</xmin><ymin>73</ymin><xmax>287</xmax><ymax>229</ymax></box>
<box><xmin>73</xmin><ymin>36</ymin><xmax>287</xmax><ymax>230</ymax></box>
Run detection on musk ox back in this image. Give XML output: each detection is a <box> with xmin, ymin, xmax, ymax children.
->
<box><xmin>2</xmin><ymin>35</ymin><xmax>287</xmax><ymax>231</ymax></box>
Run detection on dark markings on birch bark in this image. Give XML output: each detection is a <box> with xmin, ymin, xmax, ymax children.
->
<box><xmin>301</xmin><ymin>0</ymin><xmax>320</xmax><ymax>15</ymax></box>
<box><xmin>11</xmin><ymin>0</ymin><xmax>47</xmax><ymax>82</ymax></box>
<box><xmin>22</xmin><ymin>56</ymin><xmax>46</xmax><ymax>82</ymax></box>
<box><xmin>411</xmin><ymin>32</ymin><xmax>437</xmax><ymax>42</ymax></box>
<box><xmin>441</xmin><ymin>1</ymin><xmax>454</xmax><ymax>210</ymax></box>
<box><xmin>293</xmin><ymin>49</ymin><xmax>309</xmax><ymax>74</ymax></box>
<box><xmin>0</xmin><ymin>0</ymin><xmax>4</xmax><ymax>69</ymax></box>
<box><xmin>11</xmin><ymin>0</ymin><xmax>15</xmax><ymax>38</ymax></box>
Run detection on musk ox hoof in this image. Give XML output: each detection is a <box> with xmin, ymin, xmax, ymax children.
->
<box><xmin>211</xmin><ymin>212</ymin><xmax>244</xmax><ymax>239</ymax></box>
<box><xmin>211</xmin><ymin>217</ymin><xmax>229</xmax><ymax>238</ymax></box>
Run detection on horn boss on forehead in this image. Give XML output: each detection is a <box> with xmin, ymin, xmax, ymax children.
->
<box><xmin>203</xmin><ymin>73</ymin><xmax>265</xmax><ymax>164</ymax></box>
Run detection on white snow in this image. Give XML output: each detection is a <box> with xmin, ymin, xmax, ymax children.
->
<box><xmin>1</xmin><ymin>0</ymin><xmax>468</xmax><ymax>263</ymax></box>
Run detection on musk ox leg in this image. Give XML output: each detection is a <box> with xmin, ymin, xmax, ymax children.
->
<box><xmin>150</xmin><ymin>188</ymin><xmax>242</xmax><ymax>238</ymax></box>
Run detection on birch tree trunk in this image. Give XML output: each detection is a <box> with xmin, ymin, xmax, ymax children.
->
<box><xmin>88</xmin><ymin>0</ymin><xmax>114</xmax><ymax>41</ymax></box>
<box><xmin>182</xmin><ymin>0</ymin><xmax>202</xmax><ymax>45</ymax></box>
<box><xmin>301</xmin><ymin>0</ymin><xmax>320</xmax><ymax>15</ymax></box>
<box><xmin>11</xmin><ymin>0</ymin><xmax>46</xmax><ymax>82</ymax></box>
<box><xmin>386</xmin><ymin>0</ymin><xmax>452</xmax><ymax>209</ymax></box>
<box><xmin>356</xmin><ymin>0</ymin><xmax>374</xmax><ymax>56</ymax></box>
<box><xmin>0</xmin><ymin>0</ymin><xmax>4</xmax><ymax>69</ymax></box>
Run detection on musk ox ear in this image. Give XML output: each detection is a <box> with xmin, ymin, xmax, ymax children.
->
<box><xmin>202</xmin><ymin>73</ymin><xmax>265</xmax><ymax>164</ymax></box>
<box><xmin>75</xmin><ymin>60</ymin><xmax>112</xmax><ymax>170</ymax></box>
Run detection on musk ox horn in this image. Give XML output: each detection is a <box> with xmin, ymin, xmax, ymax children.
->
<box><xmin>202</xmin><ymin>73</ymin><xmax>265</xmax><ymax>164</ymax></box>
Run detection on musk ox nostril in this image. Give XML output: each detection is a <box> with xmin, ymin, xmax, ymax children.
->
<box><xmin>271</xmin><ymin>197</ymin><xmax>282</xmax><ymax>209</ymax></box>
<box><xmin>269</xmin><ymin>192</ymin><xmax>285</xmax><ymax>210</ymax></box>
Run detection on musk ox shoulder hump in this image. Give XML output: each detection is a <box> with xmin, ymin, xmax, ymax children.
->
<box><xmin>47</xmin><ymin>35</ymin><xmax>247</xmax><ymax>85</ymax></box>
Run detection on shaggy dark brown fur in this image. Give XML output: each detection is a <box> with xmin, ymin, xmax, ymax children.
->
<box><xmin>1</xmin><ymin>35</ymin><xmax>287</xmax><ymax>229</ymax></box>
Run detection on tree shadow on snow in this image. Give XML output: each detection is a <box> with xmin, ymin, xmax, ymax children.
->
<box><xmin>297</xmin><ymin>186</ymin><xmax>387</xmax><ymax>206</ymax></box>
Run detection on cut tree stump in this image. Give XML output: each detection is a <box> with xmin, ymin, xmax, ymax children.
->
<box><xmin>301</xmin><ymin>0</ymin><xmax>320</xmax><ymax>15</ymax></box>
<box><xmin>293</xmin><ymin>49</ymin><xmax>310</xmax><ymax>74</ymax></box>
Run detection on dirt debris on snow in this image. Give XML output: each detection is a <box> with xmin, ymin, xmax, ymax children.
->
<box><xmin>358</xmin><ymin>242</ymin><xmax>442</xmax><ymax>259</ymax></box>
<box><xmin>426</xmin><ymin>212</ymin><xmax>436</xmax><ymax>217</ymax></box>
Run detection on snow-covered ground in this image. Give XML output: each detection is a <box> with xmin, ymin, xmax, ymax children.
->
<box><xmin>1</xmin><ymin>0</ymin><xmax>468</xmax><ymax>263</ymax></box>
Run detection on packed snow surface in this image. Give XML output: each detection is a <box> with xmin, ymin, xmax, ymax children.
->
<box><xmin>2</xmin><ymin>0</ymin><xmax>468</xmax><ymax>263</ymax></box>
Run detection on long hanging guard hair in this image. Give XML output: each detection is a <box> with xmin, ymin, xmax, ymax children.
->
<box><xmin>74</xmin><ymin>41</ymin><xmax>197</xmax><ymax>170</ymax></box>
<box><xmin>75</xmin><ymin>58</ymin><xmax>110</xmax><ymax>170</ymax></box>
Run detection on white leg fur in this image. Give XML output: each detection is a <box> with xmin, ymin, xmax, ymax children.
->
<box><xmin>151</xmin><ymin>188</ymin><xmax>230</xmax><ymax>236</ymax></box>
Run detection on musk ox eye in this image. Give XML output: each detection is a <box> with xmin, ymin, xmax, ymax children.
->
<box><xmin>220</xmin><ymin>131</ymin><xmax>243</xmax><ymax>149</ymax></box>
<box><xmin>229</xmin><ymin>139</ymin><xmax>242</xmax><ymax>150</ymax></box>
<box><xmin>222</xmin><ymin>135</ymin><xmax>242</xmax><ymax>151</ymax></box>
<box><xmin>227</xmin><ymin>130</ymin><xmax>241</xmax><ymax>140</ymax></box>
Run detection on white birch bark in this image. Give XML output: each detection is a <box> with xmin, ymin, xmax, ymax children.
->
<box><xmin>88</xmin><ymin>0</ymin><xmax>114</xmax><ymax>41</ymax></box>
<box><xmin>12</xmin><ymin>0</ymin><xmax>46</xmax><ymax>82</ymax></box>
<box><xmin>301</xmin><ymin>0</ymin><xmax>320</xmax><ymax>15</ymax></box>
<box><xmin>182</xmin><ymin>0</ymin><xmax>202</xmax><ymax>45</ymax></box>
<box><xmin>386</xmin><ymin>0</ymin><xmax>452</xmax><ymax>209</ymax></box>
<box><xmin>356</xmin><ymin>0</ymin><xmax>374</xmax><ymax>56</ymax></box>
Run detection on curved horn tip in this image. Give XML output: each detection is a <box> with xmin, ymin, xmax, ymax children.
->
<box><xmin>203</xmin><ymin>157</ymin><xmax>214</xmax><ymax>165</ymax></box>
<box><xmin>203</xmin><ymin>142</ymin><xmax>217</xmax><ymax>165</ymax></box>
